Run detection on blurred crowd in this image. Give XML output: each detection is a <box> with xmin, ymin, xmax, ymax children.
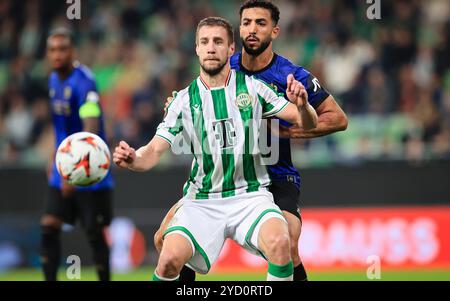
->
<box><xmin>0</xmin><ymin>0</ymin><xmax>449</xmax><ymax>168</ymax></box>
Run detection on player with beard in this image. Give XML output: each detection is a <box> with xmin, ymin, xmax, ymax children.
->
<box><xmin>231</xmin><ymin>0</ymin><xmax>348</xmax><ymax>281</ymax></box>
<box><xmin>114</xmin><ymin>17</ymin><xmax>318</xmax><ymax>281</ymax></box>
<box><xmin>155</xmin><ymin>0</ymin><xmax>348</xmax><ymax>281</ymax></box>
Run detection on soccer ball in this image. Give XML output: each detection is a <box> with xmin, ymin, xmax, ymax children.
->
<box><xmin>55</xmin><ymin>132</ymin><xmax>111</xmax><ymax>187</ymax></box>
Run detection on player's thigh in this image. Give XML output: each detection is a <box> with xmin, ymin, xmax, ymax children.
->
<box><xmin>159</xmin><ymin>232</ymin><xmax>194</xmax><ymax>267</ymax></box>
<box><xmin>155</xmin><ymin>202</ymin><xmax>181</xmax><ymax>252</ymax></box>
<box><xmin>282</xmin><ymin>210</ymin><xmax>302</xmax><ymax>244</ymax></box>
<box><xmin>161</xmin><ymin>203</ymin><xmax>181</xmax><ymax>231</ymax></box>
<box><xmin>257</xmin><ymin>216</ymin><xmax>290</xmax><ymax>255</ymax></box>
<box><xmin>232</xmin><ymin>191</ymin><xmax>287</xmax><ymax>255</ymax></box>
<box><xmin>165</xmin><ymin>201</ymin><xmax>226</xmax><ymax>274</ymax></box>
<box><xmin>42</xmin><ymin>187</ymin><xmax>76</xmax><ymax>226</ymax></box>
<box><xmin>269</xmin><ymin>181</ymin><xmax>301</xmax><ymax>220</ymax></box>
<box><xmin>77</xmin><ymin>189</ymin><xmax>113</xmax><ymax>230</ymax></box>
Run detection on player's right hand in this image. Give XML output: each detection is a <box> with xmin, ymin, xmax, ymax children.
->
<box><xmin>113</xmin><ymin>140</ymin><xmax>136</xmax><ymax>169</ymax></box>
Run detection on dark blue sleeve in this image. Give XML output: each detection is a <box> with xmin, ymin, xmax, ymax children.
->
<box><xmin>77</xmin><ymin>77</ymin><xmax>98</xmax><ymax>108</ymax></box>
<box><xmin>294</xmin><ymin>68</ymin><xmax>330</xmax><ymax>109</ymax></box>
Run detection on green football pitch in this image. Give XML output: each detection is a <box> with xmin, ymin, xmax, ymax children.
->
<box><xmin>1</xmin><ymin>267</ymin><xmax>450</xmax><ymax>281</ymax></box>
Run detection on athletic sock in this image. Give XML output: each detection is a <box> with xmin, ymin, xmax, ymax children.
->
<box><xmin>87</xmin><ymin>229</ymin><xmax>110</xmax><ymax>281</ymax></box>
<box><xmin>267</xmin><ymin>261</ymin><xmax>294</xmax><ymax>281</ymax></box>
<box><xmin>153</xmin><ymin>271</ymin><xmax>180</xmax><ymax>281</ymax></box>
<box><xmin>179</xmin><ymin>265</ymin><xmax>196</xmax><ymax>281</ymax></box>
<box><xmin>293</xmin><ymin>262</ymin><xmax>308</xmax><ymax>281</ymax></box>
<box><xmin>41</xmin><ymin>225</ymin><xmax>61</xmax><ymax>281</ymax></box>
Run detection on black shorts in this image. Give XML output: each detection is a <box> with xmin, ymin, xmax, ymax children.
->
<box><xmin>44</xmin><ymin>187</ymin><xmax>113</xmax><ymax>230</ymax></box>
<box><xmin>269</xmin><ymin>181</ymin><xmax>301</xmax><ymax>221</ymax></box>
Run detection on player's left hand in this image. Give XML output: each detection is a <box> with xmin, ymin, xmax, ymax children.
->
<box><xmin>286</xmin><ymin>74</ymin><xmax>308</xmax><ymax>108</ymax></box>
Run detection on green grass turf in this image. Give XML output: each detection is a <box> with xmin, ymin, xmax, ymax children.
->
<box><xmin>1</xmin><ymin>267</ymin><xmax>450</xmax><ymax>281</ymax></box>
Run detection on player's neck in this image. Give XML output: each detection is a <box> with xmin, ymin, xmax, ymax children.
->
<box><xmin>56</xmin><ymin>65</ymin><xmax>74</xmax><ymax>80</ymax></box>
<box><xmin>241</xmin><ymin>46</ymin><xmax>274</xmax><ymax>72</ymax></box>
<box><xmin>200</xmin><ymin>65</ymin><xmax>231</xmax><ymax>89</ymax></box>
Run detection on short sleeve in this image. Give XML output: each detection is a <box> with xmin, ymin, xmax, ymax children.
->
<box><xmin>155</xmin><ymin>93</ymin><xmax>184</xmax><ymax>146</ymax></box>
<box><xmin>78</xmin><ymin>78</ymin><xmax>101</xmax><ymax>118</ymax></box>
<box><xmin>252</xmin><ymin>77</ymin><xmax>290</xmax><ymax>118</ymax></box>
<box><xmin>295</xmin><ymin>68</ymin><xmax>330</xmax><ymax>109</ymax></box>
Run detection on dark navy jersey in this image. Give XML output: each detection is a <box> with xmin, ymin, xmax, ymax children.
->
<box><xmin>231</xmin><ymin>52</ymin><xmax>330</xmax><ymax>189</ymax></box>
<box><xmin>48</xmin><ymin>62</ymin><xmax>113</xmax><ymax>190</ymax></box>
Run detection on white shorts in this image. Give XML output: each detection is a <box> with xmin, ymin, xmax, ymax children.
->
<box><xmin>163</xmin><ymin>190</ymin><xmax>286</xmax><ymax>274</ymax></box>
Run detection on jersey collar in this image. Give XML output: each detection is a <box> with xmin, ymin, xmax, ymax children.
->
<box><xmin>238</xmin><ymin>52</ymin><xmax>278</xmax><ymax>74</ymax></box>
<box><xmin>198</xmin><ymin>69</ymin><xmax>232</xmax><ymax>91</ymax></box>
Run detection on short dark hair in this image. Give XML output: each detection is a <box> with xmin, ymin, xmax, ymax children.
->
<box><xmin>47</xmin><ymin>27</ymin><xmax>74</xmax><ymax>46</ymax></box>
<box><xmin>239</xmin><ymin>0</ymin><xmax>280</xmax><ymax>25</ymax></box>
<box><xmin>196</xmin><ymin>17</ymin><xmax>234</xmax><ymax>45</ymax></box>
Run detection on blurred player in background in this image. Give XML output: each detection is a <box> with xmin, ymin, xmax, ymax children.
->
<box><xmin>114</xmin><ymin>17</ymin><xmax>318</xmax><ymax>281</ymax></box>
<box><xmin>41</xmin><ymin>28</ymin><xmax>114</xmax><ymax>281</ymax></box>
<box><xmin>156</xmin><ymin>0</ymin><xmax>348</xmax><ymax>281</ymax></box>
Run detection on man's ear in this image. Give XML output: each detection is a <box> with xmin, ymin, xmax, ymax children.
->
<box><xmin>195</xmin><ymin>42</ymin><xmax>200</xmax><ymax>57</ymax></box>
<box><xmin>271</xmin><ymin>26</ymin><xmax>280</xmax><ymax>40</ymax></box>
<box><xmin>229</xmin><ymin>42</ymin><xmax>235</xmax><ymax>56</ymax></box>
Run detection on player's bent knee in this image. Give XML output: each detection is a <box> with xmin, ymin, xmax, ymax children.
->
<box><xmin>157</xmin><ymin>251</ymin><xmax>185</xmax><ymax>276</ymax></box>
<box><xmin>261</xmin><ymin>231</ymin><xmax>291</xmax><ymax>263</ymax></box>
<box><xmin>283</xmin><ymin>213</ymin><xmax>302</xmax><ymax>266</ymax></box>
<box><xmin>283</xmin><ymin>211</ymin><xmax>302</xmax><ymax>237</ymax></box>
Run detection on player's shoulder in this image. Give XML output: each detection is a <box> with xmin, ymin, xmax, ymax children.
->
<box><xmin>178</xmin><ymin>86</ymin><xmax>190</xmax><ymax>98</ymax></box>
<box><xmin>230</xmin><ymin>52</ymin><xmax>241</xmax><ymax>69</ymax></box>
<box><xmin>234</xmin><ymin>69</ymin><xmax>263</xmax><ymax>89</ymax></box>
<box><xmin>49</xmin><ymin>71</ymin><xmax>59</xmax><ymax>83</ymax></box>
<box><xmin>173</xmin><ymin>85</ymin><xmax>190</xmax><ymax>105</ymax></box>
<box><xmin>240</xmin><ymin>70</ymin><xmax>266</xmax><ymax>85</ymax></box>
<box><xmin>73</xmin><ymin>62</ymin><xmax>96</xmax><ymax>83</ymax></box>
<box><xmin>274</xmin><ymin>53</ymin><xmax>310</xmax><ymax>78</ymax></box>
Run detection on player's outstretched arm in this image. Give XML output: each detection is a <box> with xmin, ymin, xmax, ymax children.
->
<box><xmin>279</xmin><ymin>95</ymin><xmax>348</xmax><ymax>139</ymax></box>
<box><xmin>113</xmin><ymin>136</ymin><xmax>170</xmax><ymax>172</ymax></box>
<box><xmin>276</xmin><ymin>74</ymin><xmax>318</xmax><ymax>130</ymax></box>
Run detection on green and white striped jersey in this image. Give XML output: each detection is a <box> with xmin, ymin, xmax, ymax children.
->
<box><xmin>156</xmin><ymin>70</ymin><xmax>290</xmax><ymax>199</ymax></box>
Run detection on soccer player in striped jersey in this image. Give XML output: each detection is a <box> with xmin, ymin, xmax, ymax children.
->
<box><xmin>156</xmin><ymin>1</ymin><xmax>348</xmax><ymax>281</ymax></box>
<box><xmin>113</xmin><ymin>17</ymin><xmax>318</xmax><ymax>281</ymax></box>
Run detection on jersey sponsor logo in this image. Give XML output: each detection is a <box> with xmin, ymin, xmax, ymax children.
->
<box><xmin>52</xmin><ymin>99</ymin><xmax>72</xmax><ymax>116</ymax></box>
<box><xmin>212</xmin><ymin>118</ymin><xmax>236</xmax><ymax>149</ymax></box>
<box><xmin>311</xmin><ymin>77</ymin><xmax>321</xmax><ymax>93</ymax></box>
<box><xmin>236</xmin><ymin>93</ymin><xmax>253</xmax><ymax>111</ymax></box>
<box><xmin>49</xmin><ymin>88</ymin><xmax>55</xmax><ymax>98</ymax></box>
<box><xmin>64</xmin><ymin>86</ymin><xmax>72</xmax><ymax>100</ymax></box>
<box><xmin>192</xmin><ymin>103</ymin><xmax>201</xmax><ymax>114</ymax></box>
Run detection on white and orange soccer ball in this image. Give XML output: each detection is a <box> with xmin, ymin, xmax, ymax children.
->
<box><xmin>55</xmin><ymin>132</ymin><xmax>111</xmax><ymax>186</ymax></box>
